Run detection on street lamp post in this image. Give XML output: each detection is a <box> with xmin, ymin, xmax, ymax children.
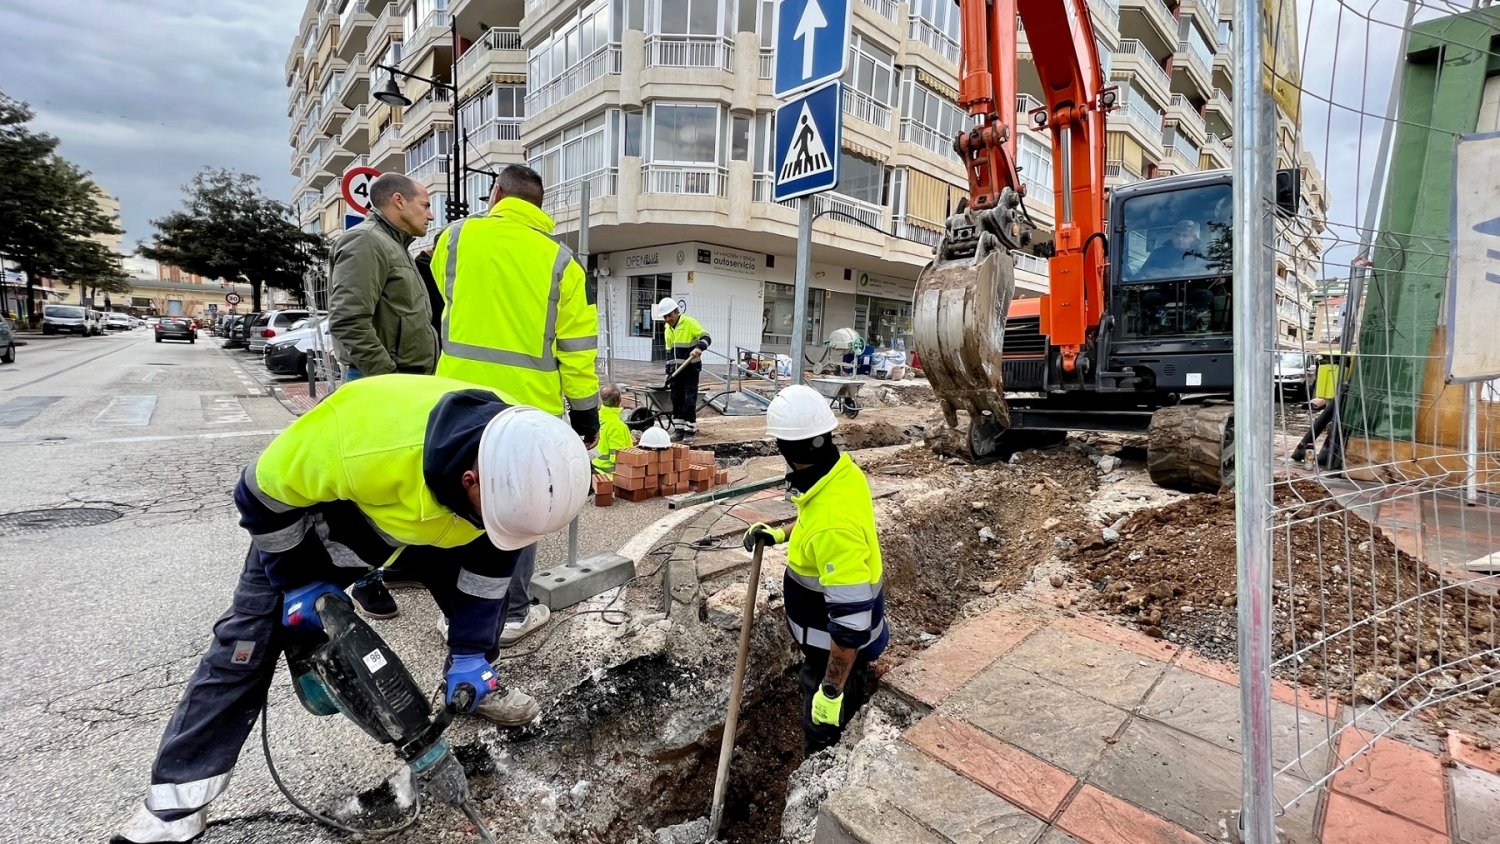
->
<box><xmin>373</xmin><ymin>23</ymin><xmax>469</xmax><ymax>223</ymax></box>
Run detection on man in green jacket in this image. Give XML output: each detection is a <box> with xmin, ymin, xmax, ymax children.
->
<box><xmin>327</xmin><ymin>172</ymin><xmax>438</xmax><ymax>618</ymax></box>
<box><xmin>591</xmin><ymin>384</ymin><xmax>635</xmax><ymax>475</ymax></box>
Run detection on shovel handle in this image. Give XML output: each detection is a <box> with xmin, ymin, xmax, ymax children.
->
<box><xmin>705</xmin><ymin>538</ymin><xmax>766</xmax><ymax>841</ymax></box>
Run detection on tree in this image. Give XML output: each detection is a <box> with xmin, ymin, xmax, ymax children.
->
<box><xmin>0</xmin><ymin>90</ymin><xmax>121</xmax><ymax>321</ymax></box>
<box><xmin>53</xmin><ymin>237</ymin><xmax>128</xmax><ymax>308</ymax></box>
<box><xmin>141</xmin><ymin>168</ymin><xmax>326</xmax><ymax>312</ymax></box>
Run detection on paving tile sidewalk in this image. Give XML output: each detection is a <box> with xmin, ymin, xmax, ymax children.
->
<box><xmin>816</xmin><ymin>607</ymin><xmax>1500</xmax><ymax>844</ymax></box>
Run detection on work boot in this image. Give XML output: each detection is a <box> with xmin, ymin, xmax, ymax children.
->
<box><xmin>110</xmin><ymin>805</ymin><xmax>206</xmax><ymax>844</ymax></box>
<box><xmin>474</xmin><ymin>686</ymin><xmax>541</xmax><ymax>726</ymax></box>
<box><xmin>499</xmin><ymin>603</ymin><xmax>550</xmax><ymax>648</ymax></box>
<box><xmin>1290</xmin><ymin>447</ymin><xmax>1308</xmax><ymax>463</ymax></box>
<box><xmin>381</xmin><ymin>565</ymin><xmax>423</xmax><ymax>591</ymax></box>
<box><xmin>350</xmin><ymin>578</ymin><xmax>398</xmax><ymax>619</ymax></box>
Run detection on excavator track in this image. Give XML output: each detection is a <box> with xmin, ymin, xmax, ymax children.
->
<box><xmin>1146</xmin><ymin>404</ymin><xmax>1235</xmax><ymax>493</ymax></box>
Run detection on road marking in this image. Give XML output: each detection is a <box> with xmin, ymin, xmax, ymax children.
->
<box><xmin>202</xmin><ymin>394</ymin><xmax>253</xmax><ymax>425</ymax></box>
<box><xmin>3</xmin><ymin>344</ymin><xmax>123</xmax><ymax>391</ymax></box>
<box><xmin>140</xmin><ymin>369</ymin><xmax>163</xmax><ymax>383</ymax></box>
<box><xmin>0</xmin><ymin>427</ymin><xmax>286</xmax><ymax>448</ymax></box>
<box><xmin>94</xmin><ymin>395</ymin><xmax>158</xmax><ymax>427</ymax></box>
<box><xmin>0</xmin><ymin>396</ymin><xmax>63</xmax><ymax>426</ymax></box>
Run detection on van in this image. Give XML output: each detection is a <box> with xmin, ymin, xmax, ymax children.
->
<box><xmin>42</xmin><ymin>305</ymin><xmax>91</xmax><ymax>336</ymax></box>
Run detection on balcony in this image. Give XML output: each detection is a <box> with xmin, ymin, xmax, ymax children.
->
<box><xmin>811</xmin><ymin>191</ymin><xmax>886</xmax><ymax>230</ymax></box>
<box><xmin>457</xmin><ymin>27</ymin><xmax>524</xmax><ymax>90</ymax></box>
<box><xmin>404</xmin><ymin>86</ymin><xmax>453</xmax><ymax>133</ymax></box>
<box><xmin>526</xmin><ymin>44</ymin><xmax>622</xmax><ymax>115</ymax></box>
<box><xmin>407</xmin><ymin>9</ymin><xmax>450</xmax><ymax>54</ymax></box>
<box><xmin>540</xmin><ymin>168</ymin><xmax>619</xmax><ymax>216</ymax></box>
<box><xmin>340</xmin><ymin>105</ymin><xmax>370</xmax><ymax>150</ymax></box>
<box><xmin>642</xmin><ymin>164</ymin><xmax>730</xmax><ymax>197</ymax></box>
<box><xmin>859</xmin><ymin>0</ymin><xmax>900</xmax><ymax>23</ymax></box>
<box><xmin>890</xmin><ymin>215</ymin><xmax>943</xmax><ymax>249</ymax></box>
<box><xmin>758</xmin><ymin>48</ymin><xmax>773</xmax><ymax>80</ymax></box>
<box><xmin>1174</xmin><ymin>40</ymin><xmax>1213</xmax><ymax>97</ymax></box>
<box><xmin>907</xmin><ymin>15</ymin><xmax>961</xmax><ymax>65</ymax></box>
<box><xmin>1012</xmin><ymin>250</ymin><xmax>1048</xmax><ymax>277</ymax></box>
<box><xmin>319</xmin><ymin>99</ymin><xmax>350</xmax><ymax>136</ymax></box>
<box><xmin>468</xmin><ymin>118</ymin><xmax>523</xmax><ymax>146</ymax></box>
<box><xmin>341</xmin><ymin>53</ymin><xmax>369</xmax><ymax>107</ymax></box>
<box><xmin>644</xmin><ymin>35</ymin><xmax>734</xmax><ymax>71</ymax></box>
<box><xmin>1105</xmin><ymin>160</ymin><xmax>1142</xmax><ymax>185</ymax></box>
<box><xmin>1111</xmin><ymin>95</ymin><xmax>1164</xmax><ymax>149</ymax></box>
<box><xmin>1167</xmin><ymin>93</ymin><xmax>1206</xmax><ymax>142</ymax></box>
<box><xmin>1212</xmin><ymin>48</ymin><xmax>1233</xmax><ymax>91</ymax></box>
<box><xmin>407</xmin><ymin>154</ymin><xmax>450</xmax><ymax>185</ymax></box>
<box><xmin>1202</xmin><ymin>133</ymin><xmax>1231</xmax><ymax>167</ymax></box>
<box><xmin>1180</xmin><ymin>0</ymin><xmax>1219</xmax><ymax>34</ymax></box>
<box><xmin>1112</xmin><ymin>40</ymin><xmax>1172</xmax><ymax>106</ymax></box>
<box><xmin>1118</xmin><ymin>0</ymin><xmax>1177</xmax><ymax>54</ymax></box>
<box><xmin>369</xmin><ymin>122</ymin><xmax>404</xmax><ymax>172</ymax></box>
<box><xmin>843</xmin><ymin>87</ymin><xmax>892</xmax><ymax>131</ymax></box>
<box><xmin>899</xmin><ymin>118</ymin><xmax>952</xmax><ymax>158</ymax></box>
<box><xmin>1089</xmin><ymin>0</ymin><xmax>1122</xmax><ymax>34</ymax></box>
<box><xmin>1158</xmin><ymin>131</ymin><xmax>1199</xmax><ymax>174</ymax></box>
<box><xmin>337</xmin><ymin>1</ymin><xmax>372</xmax><ymax>61</ymax></box>
<box><xmin>1203</xmin><ymin>87</ymin><xmax>1231</xmax><ymax>135</ymax></box>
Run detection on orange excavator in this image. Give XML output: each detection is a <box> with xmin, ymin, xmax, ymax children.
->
<box><xmin>915</xmin><ymin>0</ymin><xmax>1278</xmax><ymax>492</ymax></box>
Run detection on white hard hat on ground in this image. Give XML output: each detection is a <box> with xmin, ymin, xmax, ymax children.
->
<box><xmin>477</xmin><ymin>406</ymin><xmax>591</xmax><ymax>550</ymax></box>
<box><xmin>766</xmin><ymin>384</ymin><xmax>837</xmax><ymax>441</ymax></box>
<box><xmin>640</xmin><ymin>426</ymin><xmax>672</xmax><ymax>449</ymax></box>
<box><xmin>653</xmin><ymin>297</ymin><xmax>680</xmax><ymax>320</ymax></box>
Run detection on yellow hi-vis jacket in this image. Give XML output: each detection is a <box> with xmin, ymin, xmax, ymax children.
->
<box><xmin>433</xmin><ymin>196</ymin><xmax>600</xmax><ymax>416</ymax></box>
<box><xmin>664</xmin><ymin>314</ymin><xmax>710</xmax><ymax>361</ymax></box>
<box><xmin>592</xmin><ymin>405</ymin><xmax>634</xmax><ymax>474</ymax></box>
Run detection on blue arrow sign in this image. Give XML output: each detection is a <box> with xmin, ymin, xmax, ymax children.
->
<box><xmin>774</xmin><ymin>0</ymin><xmax>852</xmax><ymax>97</ymax></box>
<box><xmin>344</xmin><ymin>213</ymin><xmax>366</xmax><ymax>231</ymax></box>
<box><xmin>774</xmin><ymin>81</ymin><xmax>842</xmax><ymax>202</ymax></box>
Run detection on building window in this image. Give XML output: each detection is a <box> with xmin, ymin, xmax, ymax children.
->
<box><xmin>730</xmin><ymin>115</ymin><xmax>751</xmax><ymax>161</ymax></box>
<box><xmin>529</xmin><ymin>0</ymin><xmax>613</xmax><ymax>93</ymax></box>
<box><xmin>1016</xmin><ymin>133</ymin><xmax>1053</xmax><ymax>197</ymax></box>
<box><xmin>405</xmin><ymin>128</ymin><xmax>452</xmax><ymax>175</ymax></box>
<box><xmin>630</xmin><ymin>273</ymin><xmax>672</xmax><ymax>359</ymax></box>
<box><xmin>648</xmin><ymin>103</ymin><xmax>719</xmax><ymax>165</ymax></box>
<box><xmin>899</xmin><ymin>69</ymin><xmax>965</xmax><ymax>156</ymax></box>
<box><xmin>527</xmin><ymin>112</ymin><xmax>613</xmax><ymax>189</ymax></box>
<box><xmin>655</xmin><ymin>0</ymin><xmax>725</xmax><ymax>35</ymax></box>
<box><xmin>406</xmin><ymin>0</ymin><xmax>448</xmax><ymax>34</ymax></box>
<box><xmin>762</xmin><ymin>282</ymin><xmax>824</xmax><ymax>346</ymax></box>
<box><xmin>838</xmin><ymin>150</ymin><xmax>886</xmax><ymax>205</ymax></box>
<box><xmin>756</xmin><ymin>0</ymin><xmax>775</xmax><ymax>46</ymax></box>
<box><xmin>909</xmin><ymin>0</ymin><xmax>961</xmax><ymax>41</ymax></box>
<box><xmin>623</xmin><ymin>108</ymin><xmax>643</xmax><ymax>157</ymax></box>
<box><xmin>844</xmin><ymin>34</ymin><xmax>896</xmax><ymax>108</ymax></box>
<box><xmin>373</xmin><ymin>38</ymin><xmax>403</xmax><ymax>90</ymax></box>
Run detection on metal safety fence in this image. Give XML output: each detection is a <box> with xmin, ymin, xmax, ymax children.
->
<box><xmin>1238</xmin><ymin>0</ymin><xmax>1500</xmax><ymax>838</ymax></box>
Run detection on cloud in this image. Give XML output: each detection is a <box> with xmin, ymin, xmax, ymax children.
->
<box><xmin>0</xmin><ymin>0</ymin><xmax>304</xmax><ymax>252</ymax></box>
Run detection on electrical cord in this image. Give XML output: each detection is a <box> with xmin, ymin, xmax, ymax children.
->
<box><xmin>259</xmin><ymin>703</ymin><xmax>423</xmax><ymax>838</ymax></box>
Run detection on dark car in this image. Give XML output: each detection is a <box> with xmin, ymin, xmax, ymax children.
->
<box><xmin>223</xmin><ymin>314</ymin><xmax>257</xmax><ymax>349</ymax></box>
<box><xmin>155</xmin><ymin>317</ymin><xmax>196</xmax><ymax>344</ymax></box>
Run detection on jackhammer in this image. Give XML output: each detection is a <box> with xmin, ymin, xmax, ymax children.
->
<box><xmin>270</xmin><ymin>594</ymin><xmax>497</xmax><ymax>841</ymax></box>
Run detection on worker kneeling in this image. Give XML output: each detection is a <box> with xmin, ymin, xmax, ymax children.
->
<box><xmin>113</xmin><ymin>375</ymin><xmax>591</xmax><ymax>844</ymax></box>
<box><xmin>743</xmin><ymin>385</ymin><xmax>887</xmax><ymax>755</ymax></box>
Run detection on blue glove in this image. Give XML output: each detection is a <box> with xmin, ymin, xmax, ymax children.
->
<box><xmin>282</xmin><ymin>582</ymin><xmax>348</xmax><ymax>632</ymax></box>
<box><xmin>445</xmin><ymin>653</ymin><xmax>499</xmax><ymax>712</ymax></box>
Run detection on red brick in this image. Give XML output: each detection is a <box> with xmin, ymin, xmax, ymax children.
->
<box><xmin>884</xmin><ymin>609</ymin><xmax>1041</xmax><ymax>707</ymax></box>
<box><xmin>593</xmin><ymin>493</ymin><xmax>613</xmax><ymax>507</ymax></box>
<box><xmin>1055</xmin><ymin>785</ymin><xmax>1201</xmax><ymax>844</ymax></box>
<box><xmin>1320</xmin><ymin>792</ymin><xmax>1448</xmax><ymax>844</ymax></box>
<box><xmin>1449</xmin><ymin>731</ymin><xmax>1500</xmax><ymax>777</ymax></box>
<box><xmin>1330</xmin><ymin>728</ymin><xmax>1448</xmax><ymax>835</ymax></box>
<box><xmin>593</xmin><ymin>477</ymin><xmax>613</xmax><ymax>495</ymax></box>
<box><xmin>905</xmin><ymin>714</ymin><xmax>1076</xmax><ymax>819</ymax></box>
<box><xmin>617</xmin><ymin>448</ymin><xmax>649</xmax><ymax>468</ymax></box>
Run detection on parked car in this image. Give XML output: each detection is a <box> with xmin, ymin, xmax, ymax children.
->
<box><xmin>1275</xmin><ymin>351</ymin><xmax>1316</xmax><ymax>398</ymax></box>
<box><xmin>155</xmin><ymin>317</ymin><xmax>196</xmax><ymax>344</ymax></box>
<box><xmin>0</xmin><ymin>317</ymin><xmax>14</xmax><ymax>364</ymax></box>
<box><xmin>223</xmin><ymin>314</ymin><xmax>255</xmax><ymax>349</ymax></box>
<box><xmin>263</xmin><ymin>316</ymin><xmax>335</xmax><ymax>378</ymax></box>
<box><xmin>103</xmin><ymin>313</ymin><xmax>134</xmax><ymax>332</ymax></box>
<box><xmin>247</xmin><ymin>309</ymin><xmax>312</xmax><ymax>354</ymax></box>
<box><xmin>41</xmin><ymin>304</ymin><xmax>91</xmax><ymax>336</ymax></box>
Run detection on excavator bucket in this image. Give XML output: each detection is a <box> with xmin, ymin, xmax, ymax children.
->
<box><xmin>914</xmin><ymin>247</ymin><xmax>1016</xmax><ymax>431</ymax></box>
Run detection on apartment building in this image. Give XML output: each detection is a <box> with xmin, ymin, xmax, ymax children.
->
<box><xmin>285</xmin><ymin>0</ymin><xmax>1319</xmax><ymax>361</ymax></box>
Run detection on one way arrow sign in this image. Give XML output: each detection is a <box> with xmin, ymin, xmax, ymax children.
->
<box><xmin>774</xmin><ymin>0</ymin><xmax>851</xmax><ymax>97</ymax></box>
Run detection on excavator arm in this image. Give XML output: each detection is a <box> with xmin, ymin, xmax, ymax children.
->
<box><xmin>915</xmin><ymin>0</ymin><xmax>1115</xmax><ymax>432</ymax></box>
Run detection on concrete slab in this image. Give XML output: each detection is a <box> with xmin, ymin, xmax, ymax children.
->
<box><xmin>948</xmin><ymin>662</ymin><xmax>1129</xmax><ymax>775</ymax></box>
<box><xmin>863</xmin><ymin>743</ymin><xmax>1047</xmax><ymax>843</ymax></box>
<box><xmin>1330</xmin><ymin>728</ymin><xmax>1449</xmax><ymax>836</ymax></box>
<box><xmin>1139</xmin><ymin>667</ymin><xmax>1333</xmax><ymax>783</ymax></box>
<box><xmin>884</xmin><ymin>609</ymin><xmax>1042</xmax><ymax>708</ymax></box>
<box><xmin>1088</xmin><ymin>719</ymin><xmax>1318</xmax><ymax>841</ymax></box>
<box><xmin>906</xmin><ymin>713</ymin><xmax>1077</xmax><ymax>820</ymax></box>
<box><xmin>1053</xmin><ymin>784</ymin><xmax>1204</xmax><ymax>844</ymax></box>
<box><xmin>1320</xmin><ymin>792</ymin><xmax>1448</xmax><ymax>844</ymax></box>
<box><xmin>1000</xmin><ymin>626</ymin><xmax>1170</xmax><ymax>710</ymax></box>
<box><xmin>529</xmin><ymin>552</ymin><xmax>635</xmax><ymax>610</ymax></box>
<box><xmin>1034</xmin><ymin>830</ymin><xmax>1084</xmax><ymax>844</ymax></box>
<box><xmin>814</xmin><ymin>785</ymin><xmax>947</xmax><ymax>844</ymax></box>
<box><xmin>1450</xmin><ymin>763</ymin><xmax>1500</xmax><ymax>844</ymax></box>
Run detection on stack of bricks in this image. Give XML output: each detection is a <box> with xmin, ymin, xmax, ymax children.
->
<box><xmin>592</xmin><ymin>476</ymin><xmax>613</xmax><ymax>507</ymax></box>
<box><xmin>607</xmin><ymin>444</ymin><xmax>729</xmax><ymax>501</ymax></box>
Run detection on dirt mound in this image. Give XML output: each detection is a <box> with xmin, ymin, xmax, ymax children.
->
<box><xmin>1075</xmin><ymin>484</ymin><xmax>1500</xmax><ymax>704</ymax></box>
<box><xmin>838</xmin><ymin>420</ymin><xmax>927</xmax><ymax>451</ymax></box>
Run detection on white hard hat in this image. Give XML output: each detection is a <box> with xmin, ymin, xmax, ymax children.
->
<box><xmin>477</xmin><ymin>406</ymin><xmax>591</xmax><ymax>550</ymax></box>
<box><xmin>766</xmin><ymin>384</ymin><xmax>837</xmax><ymax>441</ymax></box>
<box><xmin>653</xmin><ymin>297</ymin><xmax>680</xmax><ymax>320</ymax></box>
<box><xmin>640</xmin><ymin>426</ymin><xmax>672</xmax><ymax>449</ymax></box>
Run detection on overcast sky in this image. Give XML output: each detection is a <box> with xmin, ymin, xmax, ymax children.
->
<box><xmin>0</xmin><ymin>0</ymin><xmax>303</xmax><ymax>253</ymax></box>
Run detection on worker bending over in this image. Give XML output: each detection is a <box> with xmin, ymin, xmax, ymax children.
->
<box><xmin>743</xmin><ymin>385</ymin><xmax>887</xmax><ymax>754</ymax></box>
<box><xmin>591</xmin><ymin>384</ymin><xmax>635</xmax><ymax>475</ymax></box>
<box><xmin>113</xmin><ymin>375</ymin><xmax>590</xmax><ymax>844</ymax></box>
<box><xmin>653</xmin><ymin>297</ymin><xmax>710</xmax><ymax>442</ymax></box>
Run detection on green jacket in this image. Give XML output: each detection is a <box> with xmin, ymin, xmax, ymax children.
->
<box><xmin>591</xmin><ymin>405</ymin><xmax>634</xmax><ymax>473</ymax></box>
<box><xmin>327</xmin><ymin>209</ymin><xmax>438</xmax><ymax>376</ymax></box>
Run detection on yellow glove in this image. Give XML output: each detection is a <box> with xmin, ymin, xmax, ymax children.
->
<box><xmin>741</xmin><ymin>523</ymin><xmax>786</xmax><ymax>552</ymax></box>
<box><xmin>811</xmin><ymin>684</ymin><xmax>844</xmax><ymax>727</ymax></box>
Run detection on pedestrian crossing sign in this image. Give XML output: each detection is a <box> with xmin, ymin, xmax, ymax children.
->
<box><xmin>773</xmin><ymin>80</ymin><xmax>842</xmax><ymax>203</ymax></box>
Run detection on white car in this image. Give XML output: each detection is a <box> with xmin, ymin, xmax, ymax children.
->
<box><xmin>246</xmin><ymin>309</ymin><xmax>312</xmax><ymax>353</ymax></box>
<box><xmin>103</xmin><ymin>313</ymin><xmax>134</xmax><ymax>332</ymax></box>
<box><xmin>262</xmin><ymin>316</ymin><xmax>334</xmax><ymax>378</ymax></box>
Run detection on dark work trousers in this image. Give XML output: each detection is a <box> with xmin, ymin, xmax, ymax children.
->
<box><xmin>146</xmin><ymin>532</ymin><xmax>512</xmax><ymax>823</ymax></box>
<box><xmin>668</xmin><ymin>359</ymin><xmax>701</xmax><ymax>433</ymax></box>
<box><xmin>798</xmin><ymin>646</ymin><xmax>873</xmax><ymax>756</ymax></box>
<box><xmin>1296</xmin><ymin>402</ymin><xmax>1344</xmax><ymax>468</ymax></box>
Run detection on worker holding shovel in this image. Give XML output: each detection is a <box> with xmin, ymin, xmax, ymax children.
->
<box><xmin>653</xmin><ymin>297</ymin><xmax>711</xmax><ymax>443</ymax></box>
<box><xmin>742</xmin><ymin>385</ymin><xmax>888</xmax><ymax>754</ymax></box>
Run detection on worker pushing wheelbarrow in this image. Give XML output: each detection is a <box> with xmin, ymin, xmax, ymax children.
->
<box><xmin>621</xmin><ymin>355</ymin><xmax>704</xmax><ymax>436</ymax></box>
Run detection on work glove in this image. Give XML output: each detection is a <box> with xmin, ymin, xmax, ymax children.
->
<box><xmin>742</xmin><ymin>522</ymin><xmax>786</xmax><ymax>553</ymax></box>
<box><xmin>811</xmin><ymin>684</ymin><xmax>844</xmax><ymax>727</ymax></box>
<box><xmin>445</xmin><ymin>653</ymin><xmax>499</xmax><ymax>713</ymax></box>
<box><xmin>282</xmin><ymin>582</ymin><xmax>349</xmax><ymax>632</ymax></box>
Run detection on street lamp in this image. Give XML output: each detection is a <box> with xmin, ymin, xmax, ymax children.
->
<box><xmin>373</xmin><ymin>27</ymin><xmax>469</xmax><ymax>223</ymax></box>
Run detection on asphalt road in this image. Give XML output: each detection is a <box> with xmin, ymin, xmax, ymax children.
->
<box><xmin>0</xmin><ymin>329</ymin><xmax>672</xmax><ymax>842</ymax></box>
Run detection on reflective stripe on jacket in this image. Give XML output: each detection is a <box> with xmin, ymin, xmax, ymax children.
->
<box><xmin>432</xmin><ymin>197</ymin><xmax>600</xmax><ymax>416</ymax></box>
<box><xmin>782</xmin><ymin>454</ymin><xmax>888</xmax><ymax>655</ymax></box>
<box><xmin>664</xmin><ymin>314</ymin><xmax>711</xmax><ymax>362</ymax></box>
<box><xmin>591</xmin><ymin>405</ymin><xmax>634</xmax><ymax>473</ymax></box>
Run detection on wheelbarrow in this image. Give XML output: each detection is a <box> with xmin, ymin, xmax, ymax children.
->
<box><xmin>623</xmin><ymin>359</ymin><xmax>699</xmax><ymax>433</ymax></box>
<box><xmin>809</xmin><ymin>377</ymin><xmax>862</xmax><ymax>418</ymax></box>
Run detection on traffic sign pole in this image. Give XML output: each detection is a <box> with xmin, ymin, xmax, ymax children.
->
<box><xmin>791</xmin><ymin>198</ymin><xmax>814</xmax><ymax>387</ymax></box>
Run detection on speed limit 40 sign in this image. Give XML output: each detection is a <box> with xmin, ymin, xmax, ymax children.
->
<box><xmin>341</xmin><ymin>165</ymin><xmax>381</xmax><ymax>229</ymax></box>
